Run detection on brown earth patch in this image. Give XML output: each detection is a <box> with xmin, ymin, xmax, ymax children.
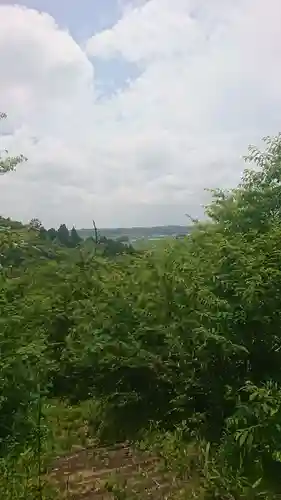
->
<box><xmin>49</xmin><ymin>442</ymin><xmax>188</xmax><ymax>499</ymax></box>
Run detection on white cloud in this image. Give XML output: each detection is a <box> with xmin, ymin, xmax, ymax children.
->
<box><xmin>1</xmin><ymin>0</ymin><xmax>281</xmax><ymax>227</ymax></box>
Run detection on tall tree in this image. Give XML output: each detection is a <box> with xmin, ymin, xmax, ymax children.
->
<box><xmin>57</xmin><ymin>224</ymin><xmax>70</xmax><ymax>246</ymax></box>
<box><xmin>70</xmin><ymin>226</ymin><xmax>81</xmax><ymax>247</ymax></box>
<box><xmin>47</xmin><ymin>228</ymin><xmax>57</xmax><ymax>241</ymax></box>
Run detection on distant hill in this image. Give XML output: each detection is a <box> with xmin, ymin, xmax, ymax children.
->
<box><xmin>0</xmin><ymin>218</ymin><xmax>191</xmax><ymax>242</ymax></box>
<box><xmin>78</xmin><ymin>225</ymin><xmax>191</xmax><ymax>241</ymax></box>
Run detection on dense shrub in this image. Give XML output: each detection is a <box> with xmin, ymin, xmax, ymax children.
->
<box><xmin>2</xmin><ymin>133</ymin><xmax>281</xmax><ymax>497</ymax></box>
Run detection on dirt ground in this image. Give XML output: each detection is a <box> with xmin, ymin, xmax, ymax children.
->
<box><xmin>49</xmin><ymin>441</ymin><xmax>184</xmax><ymax>499</ymax></box>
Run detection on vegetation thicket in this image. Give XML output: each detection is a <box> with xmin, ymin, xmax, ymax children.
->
<box><xmin>1</xmin><ymin>111</ymin><xmax>281</xmax><ymax>499</ymax></box>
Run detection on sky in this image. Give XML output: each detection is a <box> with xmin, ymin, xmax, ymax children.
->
<box><xmin>0</xmin><ymin>0</ymin><xmax>281</xmax><ymax>228</ymax></box>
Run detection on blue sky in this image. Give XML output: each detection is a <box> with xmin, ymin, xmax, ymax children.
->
<box><xmin>7</xmin><ymin>0</ymin><xmax>120</xmax><ymax>40</ymax></box>
<box><xmin>0</xmin><ymin>0</ymin><xmax>281</xmax><ymax>228</ymax></box>
<box><xmin>5</xmin><ymin>0</ymin><xmax>141</xmax><ymax>97</ymax></box>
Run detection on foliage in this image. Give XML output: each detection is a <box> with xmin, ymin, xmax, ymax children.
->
<box><xmin>0</xmin><ymin>112</ymin><xmax>27</xmax><ymax>173</ymax></box>
<box><xmin>2</xmin><ymin>131</ymin><xmax>281</xmax><ymax>497</ymax></box>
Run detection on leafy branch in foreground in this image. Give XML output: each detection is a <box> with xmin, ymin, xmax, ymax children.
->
<box><xmin>0</xmin><ymin>112</ymin><xmax>27</xmax><ymax>174</ymax></box>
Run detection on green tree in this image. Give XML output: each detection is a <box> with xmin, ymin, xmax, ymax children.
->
<box><xmin>29</xmin><ymin>218</ymin><xmax>42</xmax><ymax>231</ymax></box>
<box><xmin>57</xmin><ymin>224</ymin><xmax>70</xmax><ymax>246</ymax></box>
<box><xmin>116</xmin><ymin>235</ymin><xmax>129</xmax><ymax>243</ymax></box>
<box><xmin>47</xmin><ymin>227</ymin><xmax>57</xmax><ymax>241</ymax></box>
<box><xmin>206</xmin><ymin>133</ymin><xmax>281</xmax><ymax>235</ymax></box>
<box><xmin>70</xmin><ymin>226</ymin><xmax>81</xmax><ymax>247</ymax></box>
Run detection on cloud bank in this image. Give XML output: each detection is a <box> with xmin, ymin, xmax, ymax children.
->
<box><xmin>0</xmin><ymin>0</ymin><xmax>281</xmax><ymax>227</ymax></box>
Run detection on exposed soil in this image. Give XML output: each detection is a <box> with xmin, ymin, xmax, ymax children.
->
<box><xmin>49</xmin><ymin>442</ymin><xmax>184</xmax><ymax>499</ymax></box>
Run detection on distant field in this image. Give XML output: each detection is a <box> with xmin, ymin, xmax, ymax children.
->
<box><xmin>132</xmin><ymin>236</ymin><xmax>176</xmax><ymax>250</ymax></box>
<box><xmin>78</xmin><ymin>225</ymin><xmax>191</xmax><ymax>241</ymax></box>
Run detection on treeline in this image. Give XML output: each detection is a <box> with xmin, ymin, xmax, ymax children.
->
<box><xmin>35</xmin><ymin>221</ymin><xmax>82</xmax><ymax>248</ymax></box>
<box><xmin>30</xmin><ymin>218</ymin><xmax>136</xmax><ymax>256</ymax></box>
<box><xmin>0</xmin><ymin>217</ymin><xmax>82</xmax><ymax>247</ymax></box>
<box><xmin>0</xmin><ymin>216</ymin><xmax>137</xmax><ymax>273</ymax></box>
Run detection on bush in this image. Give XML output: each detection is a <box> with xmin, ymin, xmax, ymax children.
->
<box><xmin>1</xmin><ymin>133</ymin><xmax>281</xmax><ymax>497</ymax></box>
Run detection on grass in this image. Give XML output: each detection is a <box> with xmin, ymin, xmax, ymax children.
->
<box><xmin>0</xmin><ymin>399</ymin><xmax>208</xmax><ymax>499</ymax></box>
<box><xmin>1</xmin><ymin>398</ymin><xmax>278</xmax><ymax>499</ymax></box>
<box><xmin>0</xmin><ymin>399</ymin><xmax>97</xmax><ymax>500</ymax></box>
